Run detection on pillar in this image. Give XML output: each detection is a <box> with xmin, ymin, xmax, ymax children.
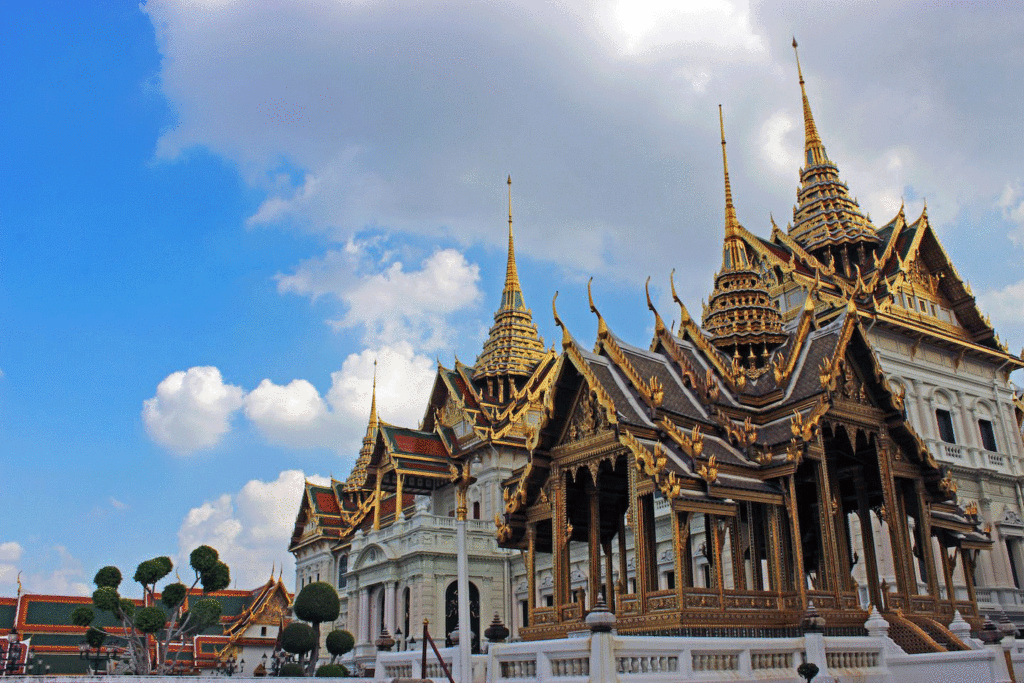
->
<box><xmin>358</xmin><ymin>587</ymin><xmax>370</xmax><ymax>644</ymax></box>
<box><xmin>384</xmin><ymin>581</ymin><xmax>396</xmax><ymax>635</ymax></box>
<box><xmin>587</xmin><ymin>480</ymin><xmax>601</xmax><ymax>611</ymax></box>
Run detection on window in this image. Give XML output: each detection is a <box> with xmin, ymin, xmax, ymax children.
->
<box><xmin>979</xmin><ymin>419</ymin><xmax>998</xmax><ymax>452</ymax></box>
<box><xmin>472</xmin><ymin>501</ymin><xmax>480</xmax><ymax>519</ymax></box>
<box><xmin>665</xmin><ymin>571</ymin><xmax>676</xmax><ymax>590</ymax></box>
<box><xmin>544</xmin><ymin>594</ymin><xmax>554</xmax><ymax>607</ymax></box>
<box><xmin>261</xmin><ymin>626</ymin><xmax>267</xmax><ymax>637</ymax></box>
<box><xmin>935</xmin><ymin>409</ymin><xmax>956</xmax><ymax>443</ymax></box>
<box><xmin>338</xmin><ymin>556</ymin><xmax>348</xmax><ymax>588</ymax></box>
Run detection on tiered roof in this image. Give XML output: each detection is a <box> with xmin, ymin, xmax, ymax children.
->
<box><xmin>474</xmin><ymin>177</ymin><xmax>547</xmax><ymax>381</ymax></box>
<box><xmin>496</xmin><ymin>288</ymin><xmax>987</xmax><ymax>552</ymax></box>
<box><xmin>702</xmin><ymin>107</ymin><xmax>786</xmax><ymax>365</ymax></box>
<box><xmin>788</xmin><ymin>39</ymin><xmax>880</xmax><ymax>256</ymax></box>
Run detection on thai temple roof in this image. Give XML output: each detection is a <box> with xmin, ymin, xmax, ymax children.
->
<box><xmin>788</xmin><ymin>39</ymin><xmax>880</xmax><ymax>253</ymax></box>
<box><xmin>702</xmin><ymin>106</ymin><xmax>786</xmax><ymax>363</ymax></box>
<box><xmin>473</xmin><ymin>176</ymin><xmax>547</xmax><ymax>381</ymax></box>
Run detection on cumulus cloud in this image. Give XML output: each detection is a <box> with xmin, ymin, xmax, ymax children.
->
<box><xmin>0</xmin><ymin>544</ymin><xmax>90</xmax><ymax>597</ymax></box>
<box><xmin>243</xmin><ymin>342</ymin><xmax>435</xmax><ymax>451</ymax></box>
<box><xmin>176</xmin><ymin>470</ymin><xmax>329</xmax><ymax>589</ymax></box>
<box><xmin>145</xmin><ymin>343</ymin><xmax>436</xmax><ymax>454</ymax></box>
<box><xmin>142</xmin><ymin>366</ymin><xmax>245</xmax><ymax>455</ymax></box>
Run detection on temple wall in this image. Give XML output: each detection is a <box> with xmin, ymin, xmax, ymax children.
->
<box><xmin>867</xmin><ymin>326</ymin><xmax>1024</xmax><ymax>626</ymax></box>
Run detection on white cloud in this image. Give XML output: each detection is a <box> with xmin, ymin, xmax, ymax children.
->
<box><xmin>279</xmin><ymin>246</ymin><xmax>482</xmax><ymax>350</ymax></box>
<box><xmin>978</xmin><ymin>280</ymin><xmax>1024</xmax><ymax>355</ymax></box>
<box><xmin>243</xmin><ymin>342</ymin><xmax>436</xmax><ymax>452</ymax></box>
<box><xmin>603</xmin><ymin>0</ymin><xmax>765</xmax><ymax>57</ymax></box>
<box><xmin>110</xmin><ymin>497</ymin><xmax>128</xmax><ymax>510</ymax></box>
<box><xmin>999</xmin><ymin>181</ymin><xmax>1024</xmax><ymax>246</ymax></box>
<box><xmin>0</xmin><ymin>542</ymin><xmax>23</xmax><ymax>562</ymax></box>
<box><xmin>176</xmin><ymin>470</ymin><xmax>330</xmax><ymax>590</ymax></box>
<box><xmin>758</xmin><ymin>110</ymin><xmax>798</xmax><ymax>177</ymax></box>
<box><xmin>0</xmin><ymin>544</ymin><xmax>90</xmax><ymax>597</ymax></box>
<box><xmin>142</xmin><ymin>366</ymin><xmax>245</xmax><ymax>455</ymax></box>
<box><xmin>143</xmin><ymin>342</ymin><xmax>437</xmax><ymax>454</ymax></box>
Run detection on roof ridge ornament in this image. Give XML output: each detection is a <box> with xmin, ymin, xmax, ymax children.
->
<box><xmin>587</xmin><ymin>277</ymin><xmax>610</xmax><ymax>339</ymax></box>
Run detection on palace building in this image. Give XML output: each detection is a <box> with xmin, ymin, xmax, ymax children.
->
<box><xmin>289</xmin><ymin>42</ymin><xmax>1024</xmax><ymax>673</ymax></box>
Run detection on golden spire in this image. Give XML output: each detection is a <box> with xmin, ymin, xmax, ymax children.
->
<box><xmin>346</xmin><ymin>360</ymin><xmax>378</xmax><ymax>490</ymax></box>
<box><xmin>792</xmin><ymin>37</ymin><xmax>823</xmax><ymax>159</ymax></box>
<box><xmin>788</xmin><ymin>38</ymin><xmax>879</xmax><ymax>256</ymax></box>
<box><xmin>501</xmin><ymin>175</ymin><xmax>525</xmax><ymax>311</ymax></box>
<box><xmin>702</xmin><ymin>107</ymin><xmax>784</xmax><ymax>365</ymax></box>
<box><xmin>718</xmin><ymin>105</ymin><xmax>748</xmax><ymax>270</ymax></box>
<box><xmin>474</xmin><ymin>176</ymin><xmax>546</xmax><ymax>385</ymax></box>
<box><xmin>368</xmin><ymin>359</ymin><xmax>378</xmax><ymax>431</ymax></box>
<box><xmin>719</xmin><ymin>105</ymin><xmax>739</xmax><ymax>238</ymax></box>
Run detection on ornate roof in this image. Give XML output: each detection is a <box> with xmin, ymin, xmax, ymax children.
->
<box><xmin>788</xmin><ymin>39</ymin><xmax>880</xmax><ymax>254</ymax></box>
<box><xmin>702</xmin><ymin>107</ymin><xmax>785</xmax><ymax>363</ymax></box>
<box><xmin>474</xmin><ymin>177</ymin><xmax>547</xmax><ymax>381</ymax></box>
<box><xmin>345</xmin><ymin>361</ymin><xmax>378</xmax><ymax>491</ymax></box>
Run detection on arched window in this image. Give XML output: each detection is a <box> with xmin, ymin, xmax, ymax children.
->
<box><xmin>337</xmin><ymin>555</ymin><xmax>348</xmax><ymax>588</ymax></box>
<box><xmin>472</xmin><ymin>501</ymin><xmax>480</xmax><ymax>519</ymax></box>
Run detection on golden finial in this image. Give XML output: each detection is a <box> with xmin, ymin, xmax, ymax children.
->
<box><xmin>369</xmin><ymin>359</ymin><xmax>378</xmax><ymax>428</ymax></box>
<box><xmin>587</xmin><ymin>277</ymin><xmax>610</xmax><ymax>338</ymax></box>
<box><xmin>719</xmin><ymin>104</ymin><xmax>740</xmax><ymax>238</ymax></box>
<box><xmin>501</xmin><ymin>174</ymin><xmax>523</xmax><ymax>309</ymax></box>
<box><xmin>16</xmin><ymin>571</ymin><xmax>22</xmax><ymax>598</ymax></box>
<box><xmin>552</xmin><ymin>291</ymin><xmax>573</xmax><ymax>348</ymax></box>
<box><xmin>792</xmin><ymin>37</ymin><xmax>822</xmax><ymax>156</ymax></box>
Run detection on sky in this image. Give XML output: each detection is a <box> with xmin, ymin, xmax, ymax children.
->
<box><xmin>2</xmin><ymin>0</ymin><xmax>1023</xmax><ymax>598</ymax></box>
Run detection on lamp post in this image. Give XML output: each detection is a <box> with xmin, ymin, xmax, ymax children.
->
<box><xmin>215</xmin><ymin>654</ymin><xmax>244</xmax><ymax>676</ymax></box>
<box><xmin>78</xmin><ymin>641</ymin><xmax>119</xmax><ymax>675</ymax></box>
<box><xmin>2</xmin><ymin>633</ymin><xmax>24</xmax><ymax>677</ymax></box>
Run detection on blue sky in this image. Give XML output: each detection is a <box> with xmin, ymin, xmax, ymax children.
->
<box><xmin>2</xmin><ymin>0</ymin><xmax>1023</xmax><ymax>596</ymax></box>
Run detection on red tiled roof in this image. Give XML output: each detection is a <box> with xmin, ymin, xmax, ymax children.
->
<box><xmin>393</xmin><ymin>434</ymin><xmax>448</xmax><ymax>457</ymax></box>
<box><xmin>315</xmin><ymin>491</ymin><xmax>340</xmax><ymax>514</ymax></box>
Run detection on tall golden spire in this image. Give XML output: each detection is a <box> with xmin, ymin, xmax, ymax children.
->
<box><xmin>703</xmin><ymin>108</ymin><xmax>784</xmax><ymax>365</ymax></box>
<box><xmin>788</xmin><ymin>38</ymin><xmax>879</xmax><ymax>258</ymax></box>
<box><xmin>501</xmin><ymin>175</ymin><xmax>524</xmax><ymax>310</ymax></box>
<box><xmin>793</xmin><ymin>38</ymin><xmax>824</xmax><ymax>162</ymax></box>
<box><xmin>720</xmin><ymin>105</ymin><xmax>740</xmax><ymax>238</ymax></box>
<box><xmin>474</xmin><ymin>176</ymin><xmax>546</xmax><ymax>387</ymax></box>
<box><xmin>347</xmin><ymin>360</ymin><xmax>377</xmax><ymax>490</ymax></box>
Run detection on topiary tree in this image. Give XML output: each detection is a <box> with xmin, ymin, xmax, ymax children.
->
<box><xmin>74</xmin><ymin>546</ymin><xmax>230</xmax><ymax>674</ymax></box>
<box><xmin>292</xmin><ymin>582</ymin><xmax>340</xmax><ymax>675</ymax></box>
<box><xmin>279</xmin><ymin>662</ymin><xmax>305</xmax><ymax>677</ymax></box>
<box><xmin>281</xmin><ymin>622</ymin><xmax>318</xmax><ymax>670</ymax></box>
<box><xmin>325</xmin><ymin>630</ymin><xmax>354</xmax><ymax>665</ymax></box>
<box><xmin>314</xmin><ymin>663</ymin><xmax>347</xmax><ymax>677</ymax></box>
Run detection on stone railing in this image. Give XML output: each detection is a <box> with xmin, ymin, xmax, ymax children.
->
<box><xmin>929</xmin><ymin>439</ymin><xmax>1017</xmax><ymax>476</ymax></box>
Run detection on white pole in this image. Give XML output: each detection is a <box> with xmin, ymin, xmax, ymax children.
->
<box><xmin>457</xmin><ymin>515</ymin><xmax>471</xmax><ymax>681</ymax></box>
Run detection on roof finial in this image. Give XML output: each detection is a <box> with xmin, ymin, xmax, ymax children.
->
<box><xmin>719</xmin><ymin>105</ymin><xmax>740</xmax><ymax>238</ymax></box>
<box><xmin>792</xmin><ymin>37</ymin><xmax>822</xmax><ymax>156</ymax></box>
<box><xmin>502</xmin><ymin>174</ymin><xmax>523</xmax><ymax>308</ymax></box>
<box><xmin>370</xmin><ymin>359</ymin><xmax>378</xmax><ymax>428</ymax></box>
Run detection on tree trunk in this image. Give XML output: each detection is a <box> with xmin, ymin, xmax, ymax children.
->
<box><xmin>307</xmin><ymin>623</ymin><xmax>321</xmax><ymax>675</ymax></box>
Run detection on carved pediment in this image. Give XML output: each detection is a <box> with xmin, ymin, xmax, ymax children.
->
<box><xmin>999</xmin><ymin>508</ymin><xmax>1024</xmax><ymax>529</ymax></box>
<box><xmin>560</xmin><ymin>387</ymin><xmax>611</xmax><ymax>446</ymax></box>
